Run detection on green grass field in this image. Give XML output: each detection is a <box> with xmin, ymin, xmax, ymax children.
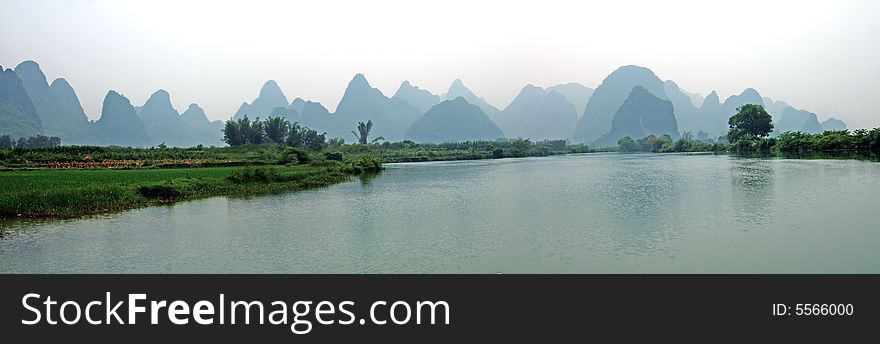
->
<box><xmin>0</xmin><ymin>166</ymin><xmax>349</xmax><ymax>218</ymax></box>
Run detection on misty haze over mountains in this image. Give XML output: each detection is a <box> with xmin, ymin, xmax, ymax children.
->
<box><xmin>0</xmin><ymin>61</ymin><xmax>849</xmax><ymax>147</ymax></box>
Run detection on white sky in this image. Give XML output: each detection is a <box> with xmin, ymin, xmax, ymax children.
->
<box><xmin>2</xmin><ymin>0</ymin><xmax>878</xmax><ymax>128</ymax></box>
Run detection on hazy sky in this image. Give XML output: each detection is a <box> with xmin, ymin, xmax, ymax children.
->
<box><xmin>2</xmin><ymin>0</ymin><xmax>878</xmax><ymax>128</ymax></box>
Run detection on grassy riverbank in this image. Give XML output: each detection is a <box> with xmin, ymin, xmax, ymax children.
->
<box><xmin>0</xmin><ymin>166</ymin><xmax>351</xmax><ymax>218</ymax></box>
<box><xmin>0</xmin><ymin>139</ymin><xmax>592</xmax><ymax>218</ymax></box>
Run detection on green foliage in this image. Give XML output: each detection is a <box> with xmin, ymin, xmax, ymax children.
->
<box><xmin>4</xmin><ymin>134</ymin><xmax>62</xmax><ymax>148</ymax></box>
<box><xmin>223</xmin><ymin>116</ymin><xmax>328</xmax><ymax>150</ymax></box>
<box><xmin>223</xmin><ymin>115</ymin><xmax>265</xmax><ymax>146</ymax></box>
<box><xmin>0</xmin><ymin>135</ymin><xmax>12</xmax><ymax>149</ymax></box>
<box><xmin>137</xmin><ymin>184</ymin><xmax>180</xmax><ymax>198</ymax></box>
<box><xmin>280</xmin><ymin>147</ymin><xmax>312</xmax><ymax>165</ymax></box>
<box><xmin>492</xmin><ymin>148</ymin><xmax>504</xmax><ymax>158</ymax></box>
<box><xmin>226</xmin><ymin>166</ymin><xmax>309</xmax><ymax>183</ymax></box>
<box><xmin>619</xmin><ymin>134</ymin><xmax>717</xmax><ymax>153</ymax></box>
<box><xmin>263</xmin><ymin>116</ymin><xmax>290</xmax><ymax>143</ymax></box>
<box><xmin>342</xmin><ymin>155</ymin><xmax>383</xmax><ymax>174</ymax></box>
<box><xmin>351</xmin><ymin>120</ymin><xmax>384</xmax><ymax>144</ymax></box>
<box><xmin>732</xmin><ymin>137</ymin><xmax>776</xmax><ymax>153</ymax></box>
<box><xmin>728</xmin><ymin>104</ymin><xmax>774</xmax><ymax>142</ymax></box>
<box><xmin>0</xmin><ymin>165</ymin><xmax>342</xmax><ymax>217</ymax></box>
<box><xmin>617</xmin><ymin>135</ymin><xmax>673</xmax><ymax>152</ymax></box>
<box><xmin>617</xmin><ymin>136</ymin><xmax>639</xmax><ymax>152</ymax></box>
<box><xmin>775</xmin><ymin>128</ymin><xmax>880</xmax><ymax>152</ymax></box>
<box><xmin>323</xmin><ymin>151</ymin><xmax>345</xmax><ymax>161</ymax></box>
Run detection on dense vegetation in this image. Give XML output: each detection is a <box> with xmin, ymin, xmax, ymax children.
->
<box><xmin>617</xmin><ymin>133</ymin><xmax>720</xmax><ymax>153</ymax></box>
<box><xmin>222</xmin><ymin>115</ymin><xmax>330</xmax><ymax>149</ymax></box>
<box><xmin>0</xmin><ymin>166</ymin><xmax>348</xmax><ymax>217</ymax></box>
<box><xmin>0</xmin><ymin>134</ymin><xmax>61</xmax><ymax>149</ymax></box>
<box><xmin>773</xmin><ymin>129</ymin><xmax>880</xmax><ymax>152</ymax></box>
<box><xmin>618</xmin><ymin>105</ymin><xmax>880</xmax><ymax>155</ymax></box>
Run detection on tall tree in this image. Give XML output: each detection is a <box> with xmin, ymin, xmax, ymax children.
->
<box><xmin>728</xmin><ymin>104</ymin><xmax>773</xmax><ymax>142</ymax></box>
<box><xmin>264</xmin><ymin>116</ymin><xmax>290</xmax><ymax>143</ymax></box>
<box><xmin>352</xmin><ymin>120</ymin><xmax>384</xmax><ymax>144</ymax></box>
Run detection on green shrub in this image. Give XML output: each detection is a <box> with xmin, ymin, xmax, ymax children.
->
<box><xmin>280</xmin><ymin>147</ymin><xmax>311</xmax><ymax>165</ymax></box>
<box><xmin>323</xmin><ymin>151</ymin><xmax>345</xmax><ymax>161</ymax></box>
<box><xmin>342</xmin><ymin>155</ymin><xmax>383</xmax><ymax>174</ymax></box>
<box><xmin>492</xmin><ymin>148</ymin><xmax>505</xmax><ymax>158</ymax></box>
<box><xmin>137</xmin><ymin>184</ymin><xmax>180</xmax><ymax>198</ymax></box>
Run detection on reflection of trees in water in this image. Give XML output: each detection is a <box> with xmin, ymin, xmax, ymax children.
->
<box><xmin>730</xmin><ymin>157</ymin><xmax>775</xmax><ymax>227</ymax></box>
<box><xmin>357</xmin><ymin>172</ymin><xmax>381</xmax><ymax>188</ymax></box>
<box><xmin>777</xmin><ymin>150</ymin><xmax>880</xmax><ymax>162</ymax></box>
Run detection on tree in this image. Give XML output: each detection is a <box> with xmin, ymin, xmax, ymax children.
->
<box><xmin>0</xmin><ymin>135</ymin><xmax>12</xmax><ymax>149</ymax></box>
<box><xmin>264</xmin><ymin>116</ymin><xmax>290</xmax><ymax>143</ymax></box>
<box><xmin>245</xmin><ymin>117</ymin><xmax>265</xmax><ymax>144</ymax></box>
<box><xmin>728</xmin><ymin>104</ymin><xmax>773</xmax><ymax>142</ymax></box>
<box><xmin>285</xmin><ymin>122</ymin><xmax>304</xmax><ymax>147</ymax></box>
<box><xmin>223</xmin><ymin>117</ymin><xmax>245</xmax><ymax>146</ymax></box>
<box><xmin>302</xmin><ymin>128</ymin><xmax>327</xmax><ymax>151</ymax></box>
<box><xmin>351</xmin><ymin>120</ymin><xmax>384</xmax><ymax>144</ymax></box>
<box><xmin>13</xmin><ymin>135</ymin><xmax>61</xmax><ymax>148</ymax></box>
<box><xmin>617</xmin><ymin>136</ymin><xmax>638</xmax><ymax>152</ymax></box>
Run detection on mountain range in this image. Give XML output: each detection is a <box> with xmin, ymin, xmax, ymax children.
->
<box><xmin>405</xmin><ymin>97</ymin><xmax>503</xmax><ymax>142</ymax></box>
<box><xmin>596</xmin><ymin>86</ymin><xmax>679</xmax><ymax>145</ymax></box>
<box><xmin>497</xmin><ymin>85</ymin><xmax>578</xmax><ymax>140</ymax></box>
<box><xmin>0</xmin><ymin>60</ymin><xmax>848</xmax><ymax>146</ymax></box>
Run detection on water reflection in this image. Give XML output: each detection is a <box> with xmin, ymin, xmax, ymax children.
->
<box><xmin>595</xmin><ymin>155</ymin><xmax>683</xmax><ymax>255</ymax></box>
<box><xmin>357</xmin><ymin>172</ymin><xmax>381</xmax><ymax>187</ymax></box>
<box><xmin>729</xmin><ymin>157</ymin><xmax>775</xmax><ymax>227</ymax></box>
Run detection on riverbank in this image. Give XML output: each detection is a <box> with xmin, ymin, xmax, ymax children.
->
<box><xmin>0</xmin><ymin>165</ymin><xmax>352</xmax><ymax>218</ymax></box>
<box><xmin>1</xmin><ymin>140</ymin><xmax>592</xmax><ymax>218</ymax></box>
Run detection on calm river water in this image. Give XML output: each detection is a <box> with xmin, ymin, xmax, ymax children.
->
<box><xmin>1</xmin><ymin>153</ymin><xmax>878</xmax><ymax>273</ymax></box>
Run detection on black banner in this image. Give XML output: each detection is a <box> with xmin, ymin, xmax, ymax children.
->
<box><xmin>1</xmin><ymin>275</ymin><xmax>876</xmax><ymax>341</ymax></box>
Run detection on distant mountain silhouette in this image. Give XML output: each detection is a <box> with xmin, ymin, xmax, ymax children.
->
<box><xmin>546</xmin><ymin>83</ymin><xmax>593</xmax><ymax>117</ymax></box>
<box><xmin>14</xmin><ymin>61</ymin><xmax>92</xmax><ymax>142</ymax></box>
<box><xmin>289</xmin><ymin>97</ymin><xmax>306</xmax><ymax>114</ymax></box>
<box><xmin>138</xmin><ymin>90</ymin><xmax>194</xmax><ymax>146</ymax></box>
<box><xmin>698</xmin><ymin>88</ymin><xmax>764</xmax><ymax>137</ymax></box>
<box><xmin>0</xmin><ymin>66</ymin><xmax>42</xmax><ymax>137</ymax></box>
<box><xmin>95</xmin><ymin>91</ymin><xmax>150</xmax><ymax>146</ymax></box>
<box><xmin>776</xmin><ymin>106</ymin><xmax>823</xmax><ymax>134</ymax></box>
<box><xmin>761</xmin><ymin>97</ymin><xmax>790</xmax><ymax>121</ymax></box>
<box><xmin>498</xmin><ymin>85</ymin><xmax>577</xmax><ymax>139</ymax></box>
<box><xmin>180</xmin><ymin>103</ymin><xmax>224</xmax><ymax>146</ymax></box>
<box><xmin>233</xmin><ymin>80</ymin><xmax>289</xmax><ymax>120</ymax></box>
<box><xmin>573</xmin><ymin>65</ymin><xmax>668</xmax><ymax>143</ymax></box>
<box><xmin>821</xmin><ymin>117</ymin><xmax>847</xmax><ymax>131</ymax></box>
<box><xmin>445</xmin><ymin>79</ymin><xmax>501</xmax><ymax>121</ymax></box>
<box><xmin>392</xmin><ymin>81</ymin><xmax>441</xmax><ymax>114</ymax></box>
<box><xmin>663</xmin><ymin>80</ymin><xmax>701</xmax><ymax>134</ymax></box>
<box><xmin>680</xmin><ymin>88</ymin><xmax>704</xmax><ymax>108</ymax></box>
<box><xmin>596</xmin><ymin>86</ymin><xmax>679</xmax><ymax>145</ymax></box>
<box><xmin>405</xmin><ymin>97</ymin><xmax>504</xmax><ymax>143</ymax></box>
<box><xmin>333</xmin><ymin>73</ymin><xmax>421</xmax><ymax>141</ymax></box>
<box><xmin>721</xmin><ymin>88</ymin><xmax>764</xmax><ymax>118</ymax></box>
<box><xmin>270</xmin><ymin>106</ymin><xmax>299</xmax><ymax>122</ymax></box>
<box><xmin>298</xmin><ymin>100</ymin><xmax>333</xmax><ymax>132</ymax></box>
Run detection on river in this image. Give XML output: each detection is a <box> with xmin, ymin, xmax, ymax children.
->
<box><xmin>1</xmin><ymin>153</ymin><xmax>878</xmax><ymax>273</ymax></box>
